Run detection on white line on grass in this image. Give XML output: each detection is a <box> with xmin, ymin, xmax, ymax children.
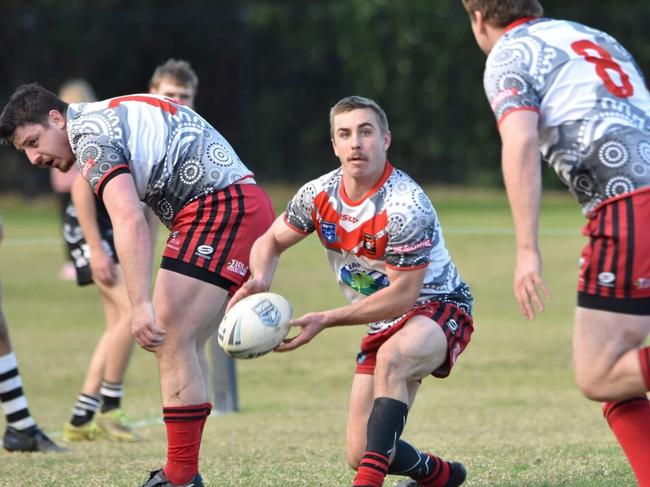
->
<box><xmin>2</xmin><ymin>226</ymin><xmax>580</xmax><ymax>248</ymax></box>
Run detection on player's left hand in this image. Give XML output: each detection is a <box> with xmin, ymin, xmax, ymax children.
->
<box><xmin>275</xmin><ymin>312</ymin><xmax>328</xmax><ymax>352</ymax></box>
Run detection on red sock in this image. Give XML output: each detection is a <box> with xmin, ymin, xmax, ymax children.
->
<box><xmin>603</xmin><ymin>397</ymin><xmax>650</xmax><ymax>486</ymax></box>
<box><xmin>162</xmin><ymin>403</ymin><xmax>212</xmax><ymax>485</ymax></box>
<box><xmin>638</xmin><ymin>348</ymin><xmax>650</xmax><ymax>390</ymax></box>
<box><xmin>417</xmin><ymin>453</ymin><xmax>451</xmax><ymax>487</ymax></box>
<box><xmin>353</xmin><ymin>451</ymin><xmax>389</xmax><ymax>487</ymax></box>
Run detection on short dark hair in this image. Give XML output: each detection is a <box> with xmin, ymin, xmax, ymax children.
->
<box><xmin>461</xmin><ymin>0</ymin><xmax>543</xmax><ymax>27</ymax></box>
<box><xmin>329</xmin><ymin>96</ymin><xmax>389</xmax><ymax>137</ymax></box>
<box><xmin>0</xmin><ymin>83</ymin><xmax>68</xmax><ymax>145</ymax></box>
<box><xmin>149</xmin><ymin>58</ymin><xmax>199</xmax><ymax>90</ymax></box>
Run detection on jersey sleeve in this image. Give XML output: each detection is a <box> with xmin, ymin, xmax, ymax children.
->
<box><xmin>75</xmin><ymin>133</ymin><xmax>130</xmax><ymax>199</ymax></box>
<box><xmin>384</xmin><ymin>187</ymin><xmax>436</xmax><ymax>270</ymax></box>
<box><xmin>284</xmin><ymin>181</ymin><xmax>318</xmax><ymax>234</ymax></box>
<box><xmin>484</xmin><ymin>43</ymin><xmax>541</xmax><ymax>124</ymax></box>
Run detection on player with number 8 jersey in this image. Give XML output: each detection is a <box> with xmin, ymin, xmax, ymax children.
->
<box><xmin>462</xmin><ymin>1</ymin><xmax>650</xmax><ymax>484</ymax></box>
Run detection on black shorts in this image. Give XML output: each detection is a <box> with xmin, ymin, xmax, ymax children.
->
<box><xmin>63</xmin><ymin>200</ymin><xmax>117</xmax><ymax>286</ymax></box>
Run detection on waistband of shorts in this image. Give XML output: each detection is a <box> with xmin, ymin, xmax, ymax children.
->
<box><xmin>588</xmin><ymin>186</ymin><xmax>650</xmax><ymax>218</ymax></box>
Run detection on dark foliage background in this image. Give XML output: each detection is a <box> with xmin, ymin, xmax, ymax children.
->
<box><xmin>1</xmin><ymin>0</ymin><xmax>648</xmax><ymax>195</ymax></box>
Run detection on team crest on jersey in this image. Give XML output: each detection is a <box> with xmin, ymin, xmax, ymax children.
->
<box><xmin>363</xmin><ymin>233</ymin><xmax>377</xmax><ymax>255</ymax></box>
<box><xmin>166</xmin><ymin>231</ymin><xmax>180</xmax><ymax>252</ymax></box>
<box><xmin>321</xmin><ymin>221</ymin><xmax>337</xmax><ymax>244</ymax></box>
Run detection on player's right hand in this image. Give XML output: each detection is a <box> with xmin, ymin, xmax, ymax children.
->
<box><xmin>131</xmin><ymin>302</ymin><xmax>166</xmax><ymax>352</ymax></box>
<box><xmin>89</xmin><ymin>248</ymin><xmax>117</xmax><ymax>286</ymax></box>
<box><xmin>226</xmin><ymin>278</ymin><xmax>269</xmax><ymax>312</ymax></box>
<box><xmin>514</xmin><ymin>248</ymin><xmax>551</xmax><ymax>320</ymax></box>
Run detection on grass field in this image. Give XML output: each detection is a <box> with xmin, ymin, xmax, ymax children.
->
<box><xmin>0</xmin><ymin>186</ymin><xmax>636</xmax><ymax>486</ymax></box>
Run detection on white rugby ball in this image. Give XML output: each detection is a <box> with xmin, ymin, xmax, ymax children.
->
<box><xmin>217</xmin><ymin>292</ymin><xmax>293</xmax><ymax>359</ymax></box>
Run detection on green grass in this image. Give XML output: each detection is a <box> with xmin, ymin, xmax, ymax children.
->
<box><xmin>0</xmin><ymin>187</ymin><xmax>635</xmax><ymax>486</ymax></box>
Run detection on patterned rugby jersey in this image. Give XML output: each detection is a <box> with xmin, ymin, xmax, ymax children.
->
<box><xmin>284</xmin><ymin>162</ymin><xmax>472</xmax><ymax>333</ymax></box>
<box><xmin>484</xmin><ymin>18</ymin><xmax>650</xmax><ymax>214</ymax></box>
<box><xmin>67</xmin><ymin>94</ymin><xmax>254</xmax><ymax>228</ymax></box>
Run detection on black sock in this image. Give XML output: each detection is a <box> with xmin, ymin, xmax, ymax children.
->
<box><xmin>365</xmin><ymin>397</ymin><xmax>409</xmax><ymax>456</ymax></box>
<box><xmin>389</xmin><ymin>439</ymin><xmax>433</xmax><ymax>477</ymax></box>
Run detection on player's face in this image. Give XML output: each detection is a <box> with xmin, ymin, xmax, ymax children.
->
<box><xmin>13</xmin><ymin>111</ymin><xmax>76</xmax><ymax>172</ymax></box>
<box><xmin>331</xmin><ymin>108</ymin><xmax>391</xmax><ymax>183</ymax></box>
<box><xmin>151</xmin><ymin>78</ymin><xmax>196</xmax><ymax>108</ymax></box>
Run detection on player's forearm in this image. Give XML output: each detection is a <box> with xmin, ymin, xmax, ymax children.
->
<box><xmin>71</xmin><ymin>180</ymin><xmax>104</xmax><ymax>253</ymax></box>
<box><xmin>247</xmin><ymin>232</ymin><xmax>281</xmax><ymax>289</ymax></box>
<box><xmin>112</xmin><ymin>213</ymin><xmax>153</xmax><ymax>306</ymax></box>
<box><xmin>322</xmin><ymin>275</ymin><xmax>421</xmax><ymax>327</ymax></box>
<box><xmin>502</xmin><ymin>137</ymin><xmax>542</xmax><ymax>253</ymax></box>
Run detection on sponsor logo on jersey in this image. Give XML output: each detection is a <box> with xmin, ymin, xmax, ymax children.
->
<box><xmin>340</xmin><ymin>214</ymin><xmax>359</xmax><ymax>223</ymax></box>
<box><xmin>340</xmin><ymin>264</ymin><xmax>389</xmax><ymax>296</ymax></box>
<box><xmin>356</xmin><ymin>352</ymin><xmax>367</xmax><ymax>365</ymax></box>
<box><xmin>636</xmin><ymin>278</ymin><xmax>650</xmax><ymax>290</ymax></box>
<box><xmin>254</xmin><ymin>300</ymin><xmax>281</xmax><ymax>327</ymax></box>
<box><xmin>598</xmin><ymin>271</ymin><xmax>616</xmax><ymax>287</ymax></box>
<box><xmin>392</xmin><ymin>239</ymin><xmax>433</xmax><ymax>253</ymax></box>
<box><xmin>227</xmin><ymin>259</ymin><xmax>248</xmax><ymax>276</ymax></box>
<box><xmin>320</xmin><ymin>221</ymin><xmax>337</xmax><ymax>244</ymax></box>
<box><xmin>196</xmin><ymin>245</ymin><xmax>214</xmax><ymax>258</ymax></box>
<box><xmin>166</xmin><ymin>231</ymin><xmax>180</xmax><ymax>251</ymax></box>
<box><xmin>490</xmin><ymin>88</ymin><xmax>520</xmax><ymax>111</ymax></box>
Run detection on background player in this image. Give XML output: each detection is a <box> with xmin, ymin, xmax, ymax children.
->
<box><xmin>229</xmin><ymin>96</ymin><xmax>472</xmax><ymax>487</ymax></box>
<box><xmin>0</xmin><ymin>215</ymin><xmax>65</xmax><ymax>452</ymax></box>
<box><xmin>0</xmin><ymin>83</ymin><xmax>274</xmax><ymax>487</ymax></box>
<box><xmin>461</xmin><ymin>1</ymin><xmax>650</xmax><ymax>484</ymax></box>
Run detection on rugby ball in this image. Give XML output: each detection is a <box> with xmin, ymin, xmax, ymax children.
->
<box><xmin>217</xmin><ymin>292</ymin><xmax>293</xmax><ymax>359</ymax></box>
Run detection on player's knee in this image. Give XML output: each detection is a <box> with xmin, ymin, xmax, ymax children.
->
<box><xmin>375</xmin><ymin>348</ymin><xmax>406</xmax><ymax>382</ymax></box>
<box><xmin>574</xmin><ymin>369</ymin><xmax>609</xmax><ymax>401</ymax></box>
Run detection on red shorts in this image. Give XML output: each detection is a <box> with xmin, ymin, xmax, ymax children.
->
<box><xmin>578</xmin><ymin>187</ymin><xmax>650</xmax><ymax>314</ymax></box>
<box><xmin>355</xmin><ymin>300</ymin><xmax>473</xmax><ymax>378</ymax></box>
<box><xmin>161</xmin><ymin>184</ymin><xmax>275</xmax><ymax>294</ymax></box>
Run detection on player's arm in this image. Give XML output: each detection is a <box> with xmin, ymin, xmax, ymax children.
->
<box><xmin>499</xmin><ymin>110</ymin><xmax>550</xmax><ymax>320</ymax></box>
<box><xmin>71</xmin><ymin>174</ymin><xmax>116</xmax><ymax>286</ymax></box>
<box><xmin>100</xmin><ymin>173</ymin><xmax>165</xmax><ymax>351</ymax></box>
<box><xmin>276</xmin><ymin>265</ymin><xmax>426</xmax><ymax>352</ymax></box>
<box><xmin>228</xmin><ymin>214</ymin><xmax>307</xmax><ymax>310</ymax></box>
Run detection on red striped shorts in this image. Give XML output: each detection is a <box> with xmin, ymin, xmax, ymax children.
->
<box><xmin>161</xmin><ymin>184</ymin><xmax>275</xmax><ymax>294</ymax></box>
<box><xmin>355</xmin><ymin>300</ymin><xmax>473</xmax><ymax>378</ymax></box>
<box><xmin>578</xmin><ymin>187</ymin><xmax>650</xmax><ymax>314</ymax></box>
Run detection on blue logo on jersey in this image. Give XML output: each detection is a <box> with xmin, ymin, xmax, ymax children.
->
<box><xmin>340</xmin><ymin>264</ymin><xmax>389</xmax><ymax>296</ymax></box>
<box><xmin>321</xmin><ymin>221</ymin><xmax>337</xmax><ymax>244</ymax></box>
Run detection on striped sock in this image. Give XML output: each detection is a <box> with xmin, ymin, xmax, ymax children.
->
<box><xmin>0</xmin><ymin>352</ymin><xmax>36</xmax><ymax>431</ymax></box>
<box><xmin>70</xmin><ymin>393</ymin><xmax>100</xmax><ymax>426</ymax></box>
<box><xmin>389</xmin><ymin>441</ymin><xmax>452</xmax><ymax>486</ymax></box>
<box><xmin>100</xmin><ymin>380</ymin><xmax>123</xmax><ymax>412</ymax></box>
<box><xmin>353</xmin><ymin>451</ymin><xmax>389</xmax><ymax>487</ymax></box>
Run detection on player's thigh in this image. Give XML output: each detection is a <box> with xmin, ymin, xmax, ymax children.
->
<box><xmin>573</xmin><ymin>307</ymin><xmax>650</xmax><ymax>378</ymax></box>
<box><xmin>347</xmin><ymin>373</ymin><xmax>374</xmax><ymax>467</ymax></box>
<box><xmin>153</xmin><ymin>268</ymin><xmax>229</xmax><ymax>343</ymax></box>
<box><xmin>377</xmin><ymin>315</ymin><xmax>448</xmax><ymax>382</ymax></box>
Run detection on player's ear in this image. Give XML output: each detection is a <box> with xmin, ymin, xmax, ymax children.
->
<box><xmin>48</xmin><ymin>110</ymin><xmax>66</xmax><ymax>128</ymax></box>
<box><xmin>382</xmin><ymin>131</ymin><xmax>391</xmax><ymax>152</ymax></box>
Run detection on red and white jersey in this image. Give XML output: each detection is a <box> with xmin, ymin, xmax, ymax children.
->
<box><xmin>67</xmin><ymin>94</ymin><xmax>254</xmax><ymax>228</ymax></box>
<box><xmin>484</xmin><ymin>18</ymin><xmax>650</xmax><ymax>214</ymax></box>
<box><xmin>284</xmin><ymin>162</ymin><xmax>472</xmax><ymax>333</ymax></box>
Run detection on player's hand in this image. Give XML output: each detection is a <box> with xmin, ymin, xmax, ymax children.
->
<box><xmin>227</xmin><ymin>278</ymin><xmax>269</xmax><ymax>312</ymax></box>
<box><xmin>514</xmin><ymin>248</ymin><xmax>551</xmax><ymax>320</ymax></box>
<box><xmin>131</xmin><ymin>302</ymin><xmax>166</xmax><ymax>352</ymax></box>
<box><xmin>89</xmin><ymin>248</ymin><xmax>117</xmax><ymax>286</ymax></box>
<box><xmin>275</xmin><ymin>312</ymin><xmax>328</xmax><ymax>352</ymax></box>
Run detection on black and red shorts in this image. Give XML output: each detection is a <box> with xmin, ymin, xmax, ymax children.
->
<box><xmin>355</xmin><ymin>300</ymin><xmax>473</xmax><ymax>378</ymax></box>
<box><xmin>578</xmin><ymin>187</ymin><xmax>650</xmax><ymax>314</ymax></box>
<box><xmin>161</xmin><ymin>183</ymin><xmax>275</xmax><ymax>295</ymax></box>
